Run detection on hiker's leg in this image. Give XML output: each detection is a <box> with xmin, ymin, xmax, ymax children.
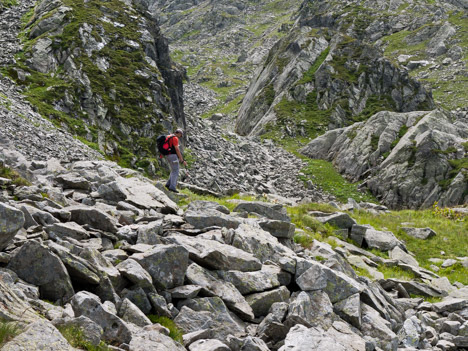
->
<box><xmin>167</xmin><ymin>154</ymin><xmax>179</xmax><ymax>189</ymax></box>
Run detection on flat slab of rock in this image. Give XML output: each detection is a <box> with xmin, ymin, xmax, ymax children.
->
<box><xmin>45</xmin><ymin>222</ymin><xmax>90</xmax><ymax>241</ymax></box>
<box><xmin>233</xmin><ymin>201</ymin><xmax>290</xmax><ymax>221</ymax></box>
<box><xmin>279</xmin><ymin>322</ymin><xmax>367</xmax><ymax>351</ymax></box>
<box><xmin>129</xmin><ymin>325</ymin><xmax>187</xmax><ymax>350</ymax></box>
<box><xmin>285</xmin><ymin>291</ymin><xmax>334</xmax><ymax>330</ymax></box>
<box><xmin>364</xmin><ymin>228</ymin><xmax>400</xmax><ymax>251</ymax></box>
<box><xmin>67</xmin><ymin>206</ymin><xmax>118</xmax><ymax>233</ymax></box>
<box><xmin>0</xmin><ymin>280</ymin><xmax>39</xmax><ymax>323</ymax></box>
<box><xmin>189</xmin><ymin>339</ymin><xmax>231</xmax><ymax>351</ymax></box>
<box><xmin>0</xmin><ymin>203</ymin><xmax>25</xmax><ymax>250</ymax></box>
<box><xmin>217</xmin><ymin>264</ymin><xmax>290</xmax><ymax>294</ymax></box>
<box><xmin>258</xmin><ymin>219</ymin><xmax>295</xmax><ymax>238</ymax></box>
<box><xmin>165</xmin><ymin>233</ymin><xmax>261</xmax><ymax>272</ymax></box>
<box><xmin>401</xmin><ymin>227</ymin><xmax>436</xmax><ymax>239</ymax></box>
<box><xmin>184</xmin><ymin>209</ymin><xmax>243</xmax><ymax>229</ymax></box>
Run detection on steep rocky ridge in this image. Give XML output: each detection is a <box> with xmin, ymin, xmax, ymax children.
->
<box><xmin>2</xmin><ymin>0</ymin><xmax>185</xmax><ymax>170</ymax></box>
<box><xmin>235</xmin><ymin>0</ymin><xmax>445</xmax><ymax>137</ymax></box>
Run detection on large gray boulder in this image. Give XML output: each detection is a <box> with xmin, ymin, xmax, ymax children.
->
<box><xmin>217</xmin><ymin>264</ymin><xmax>290</xmax><ymax>294</ymax></box>
<box><xmin>67</xmin><ymin>206</ymin><xmax>118</xmax><ymax>233</ymax></box>
<box><xmin>278</xmin><ymin>322</ymin><xmax>367</xmax><ymax>351</ymax></box>
<box><xmin>71</xmin><ymin>291</ymin><xmax>132</xmax><ymax>344</ymax></box>
<box><xmin>245</xmin><ymin>286</ymin><xmax>290</xmax><ymax>318</ymax></box>
<box><xmin>1</xmin><ymin>320</ymin><xmax>75</xmax><ymax>351</ymax></box>
<box><xmin>186</xmin><ymin>263</ymin><xmax>255</xmax><ymax>321</ymax></box>
<box><xmin>295</xmin><ymin>260</ymin><xmax>364</xmax><ymax>303</ymax></box>
<box><xmin>0</xmin><ymin>280</ymin><xmax>39</xmax><ymax>323</ymax></box>
<box><xmin>333</xmin><ymin>293</ymin><xmax>362</xmax><ymax>328</ymax></box>
<box><xmin>116</xmin><ymin>258</ymin><xmax>153</xmax><ymax>289</ymax></box>
<box><xmin>118</xmin><ymin>298</ymin><xmax>152</xmax><ymax>327</ymax></box>
<box><xmin>129</xmin><ymin>325</ymin><xmax>187</xmax><ymax>351</ymax></box>
<box><xmin>0</xmin><ymin>203</ymin><xmax>25</xmax><ymax>251</ymax></box>
<box><xmin>44</xmin><ymin>222</ymin><xmax>90</xmax><ymax>241</ymax></box>
<box><xmin>257</xmin><ymin>219</ymin><xmax>295</xmax><ymax>239</ymax></box>
<box><xmin>175</xmin><ymin>297</ymin><xmax>246</xmax><ymax>341</ymax></box>
<box><xmin>285</xmin><ymin>291</ymin><xmax>334</xmax><ymax>330</ymax></box>
<box><xmin>184</xmin><ymin>209</ymin><xmax>243</xmax><ymax>229</ymax></box>
<box><xmin>131</xmin><ymin>244</ymin><xmax>189</xmax><ymax>290</ymax></box>
<box><xmin>7</xmin><ymin>241</ymin><xmax>74</xmax><ymax>302</ymax></box>
<box><xmin>361</xmin><ymin>304</ymin><xmax>398</xmax><ymax>351</ymax></box>
<box><xmin>233</xmin><ymin>201</ymin><xmax>290</xmax><ymax>221</ymax></box>
<box><xmin>401</xmin><ymin>227</ymin><xmax>437</xmax><ymax>240</ymax></box>
<box><xmin>165</xmin><ymin>233</ymin><xmax>262</xmax><ymax>272</ymax></box>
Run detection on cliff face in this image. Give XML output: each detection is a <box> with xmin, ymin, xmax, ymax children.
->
<box><xmin>3</xmin><ymin>0</ymin><xmax>185</xmax><ymax>170</ymax></box>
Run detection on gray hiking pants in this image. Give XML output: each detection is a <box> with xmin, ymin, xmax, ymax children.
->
<box><xmin>166</xmin><ymin>154</ymin><xmax>179</xmax><ymax>190</ymax></box>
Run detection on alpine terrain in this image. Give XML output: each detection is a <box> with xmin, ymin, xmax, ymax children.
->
<box><xmin>0</xmin><ymin>0</ymin><xmax>467</xmax><ymax>350</ymax></box>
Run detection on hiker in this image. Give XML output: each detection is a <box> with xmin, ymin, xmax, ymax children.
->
<box><xmin>163</xmin><ymin>128</ymin><xmax>187</xmax><ymax>193</ymax></box>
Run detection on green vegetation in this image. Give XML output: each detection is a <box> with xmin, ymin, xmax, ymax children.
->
<box><xmin>0</xmin><ymin>0</ymin><xmax>17</xmax><ymax>9</ymax></box>
<box><xmin>178</xmin><ymin>189</ymin><xmax>257</xmax><ymax>211</ymax></box>
<box><xmin>0</xmin><ymin>320</ymin><xmax>20</xmax><ymax>347</ymax></box>
<box><xmin>350</xmin><ymin>207</ymin><xmax>468</xmax><ymax>284</ymax></box>
<box><xmin>296</xmin><ymin>47</ymin><xmax>330</xmax><ymax>86</ymax></box>
<box><xmin>298</xmin><ymin>159</ymin><xmax>377</xmax><ymax>203</ymax></box>
<box><xmin>57</xmin><ymin>325</ymin><xmax>111</xmax><ymax>351</ymax></box>
<box><xmin>147</xmin><ymin>316</ymin><xmax>183</xmax><ymax>343</ymax></box>
<box><xmin>377</xmin><ymin>264</ymin><xmax>417</xmax><ymax>281</ymax></box>
<box><xmin>0</xmin><ymin>163</ymin><xmax>31</xmax><ymax>186</ymax></box>
<box><xmin>4</xmin><ymin>0</ymin><xmax>171</xmax><ymax>172</ymax></box>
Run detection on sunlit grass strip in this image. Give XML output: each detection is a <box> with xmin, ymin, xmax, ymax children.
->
<box><xmin>57</xmin><ymin>325</ymin><xmax>111</xmax><ymax>351</ymax></box>
<box><xmin>0</xmin><ymin>320</ymin><xmax>20</xmax><ymax>347</ymax></box>
<box><xmin>147</xmin><ymin>315</ymin><xmax>183</xmax><ymax>343</ymax></box>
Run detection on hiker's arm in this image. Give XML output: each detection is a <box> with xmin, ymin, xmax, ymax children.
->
<box><xmin>175</xmin><ymin>145</ymin><xmax>187</xmax><ymax>166</ymax></box>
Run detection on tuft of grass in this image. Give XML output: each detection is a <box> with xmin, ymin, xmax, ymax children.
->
<box><xmin>0</xmin><ymin>163</ymin><xmax>31</xmax><ymax>186</ymax></box>
<box><xmin>147</xmin><ymin>315</ymin><xmax>183</xmax><ymax>343</ymax></box>
<box><xmin>377</xmin><ymin>264</ymin><xmax>417</xmax><ymax>281</ymax></box>
<box><xmin>0</xmin><ymin>320</ymin><xmax>20</xmax><ymax>347</ymax></box>
<box><xmin>57</xmin><ymin>325</ymin><xmax>111</xmax><ymax>351</ymax></box>
<box><xmin>298</xmin><ymin>159</ymin><xmax>377</xmax><ymax>203</ymax></box>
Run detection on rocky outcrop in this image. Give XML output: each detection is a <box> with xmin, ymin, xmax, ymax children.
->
<box><xmin>235</xmin><ymin>0</ymin><xmax>437</xmax><ymax>137</ymax></box>
<box><xmin>2</xmin><ymin>0</ymin><xmax>185</xmax><ymax>172</ymax></box>
<box><xmin>300</xmin><ymin>109</ymin><xmax>468</xmax><ymax>209</ymax></box>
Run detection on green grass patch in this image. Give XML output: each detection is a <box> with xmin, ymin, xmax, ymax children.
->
<box><xmin>352</xmin><ymin>265</ymin><xmax>375</xmax><ymax>279</ymax></box>
<box><xmin>0</xmin><ymin>320</ymin><xmax>20</xmax><ymax>348</ymax></box>
<box><xmin>377</xmin><ymin>264</ymin><xmax>417</xmax><ymax>281</ymax></box>
<box><xmin>0</xmin><ymin>0</ymin><xmax>17</xmax><ymax>9</ymax></box>
<box><xmin>57</xmin><ymin>325</ymin><xmax>111</xmax><ymax>351</ymax></box>
<box><xmin>296</xmin><ymin>47</ymin><xmax>329</xmax><ymax>86</ymax></box>
<box><xmin>147</xmin><ymin>315</ymin><xmax>183</xmax><ymax>343</ymax></box>
<box><xmin>298</xmin><ymin>159</ymin><xmax>377</xmax><ymax>203</ymax></box>
<box><xmin>0</xmin><ymin>163</ymin><xmax>31</xmax><ymax>186</ymax></box>
<box><xmin>350</xmin><ymin>208</ymin><xmax>468</xmax><ymax>284</ymax></box>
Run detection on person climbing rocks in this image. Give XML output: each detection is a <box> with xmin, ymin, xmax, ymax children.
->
<box><xmin>164</xmin><ymin>128</ymin><xmax>187</xmax><ymax>193</ymax></box>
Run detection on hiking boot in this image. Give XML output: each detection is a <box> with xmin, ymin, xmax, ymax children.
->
<box><xmin>168</xmin><ymin>188</ymin><xmax>179</xmax><ymax>193</ymax></box>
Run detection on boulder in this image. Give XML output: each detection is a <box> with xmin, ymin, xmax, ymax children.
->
<box><xmin>279</xmin><ymin>322</ymin><xmax>367</xmax><ymax>351</ymax></box>
<box><xmin>363</xmin><ymin>228</ymin><xmax>400</xmax><ymax>251</ymax></box>
<box><xmin>401</xmin><ymin>227</ymin><xmax>436</xmax><ymax>240</ymax></box>
<box><xmin>55</xmin><ymin>172</ymin><xmax>91</xmax><ymax>190</ymax></box>
<box><xmin>67</xmin><ymin>206</ymin><xmax>118</xmax><ymax>233</ymax></box>
<box><xmin>119</xmin><ymin>298</ymin><xmax>152</xmax><ymax>327</ymax></box>
<box><xmin>257</xmin><ymin>219</ymin><xmax>295</xmax><ymax>238</ymax></box>
<box><xmin>398</xmin><ymin>315</ymin><xmax>424</xmax><ymax>348</ymax></box>
<box><xmin>295</xmin><ymin>260</ymin><xmax>364</xmax><ymax>303</ymax></box>
<box><xmin>175</xmin><ymin>297</ymin><xmax>246</xmax><ymax>341</ymax></box>
<box><xmin>0</xmin><ymin>280</ymin><xmax>39</xmax><ymax>323</ymax></box>
<box><xmin>256</xmin><ymin>302</ymin><xmax>289</xmax><ymax>343</ymax></box>
<box><xmin>44</xmin><ymin>222</ymin><xmax>90</xmax><ymax>241</ymax></box>
<box><xmin>128</xmin><ymin>324</ymin><xmax>187</xmax><ymax>350</ymax></box>
<box><xmin>131</xmin><ymin>244</ymin><xmax>189</xmax><ymax>290</ymax></box>
<box><xmin>333</xmin><ymin>293</ymin><xmax>362</xmax><ymax>328</ymax></box>
<box><xmin>187</xmin><ymin>200</ymin><xmax>230</xmax><ymax>214</ymax></box>
<box><xmin>361</xmin><ymin>304</ymin><xmax>398</xmax><ymax>351</ymax></box>
<box><xmin>7</xmin><ymin>241</ymin><xmax>74</xmax><ymax>302</ymax></box>
<box><xmin>389</xmin><ymin>246</ymin><xmax>419</xmax><ymax>267</ymax></box>
<box><xmin>165</xmin><ymin>233</ymin><xmax>262</xmax><ymax>272</ymax></box>
<box><xmin>136</xmin><ymin>220</ymin><xmax>163</xmax><ymax>245</ymax></box>
<box><xmin>116</xmin><ymin>258</ymin><xmax>153</xmax><ymax>289</ymax></box>
<box><xmin>233</xmin><ymin>201</ymin><xmax>290</xmax><ymax>221</ymax></box>
<box><xmin>217</xmin><ymin>264</ymin><xmax>290</xmax><ymax>295</ymax></box>
<box><xmin>184</xmin><ymin>209</ymin><xmax>243</xmax><ymax>229</ymax></box>
<box><xmin>1</xmin><ymin>320</ymin><xmax>75</xmax><ymax>351</ymax></box>
<box><xmin>71</xmin><ymin>291</ymin><xmax>131</xmax><ymax>344</ymax></box>
<box><xmin>285</xmin><ymin>291</ymin><xmax>334</xmax><ymax>330</ymax></box>
<box><xmin>52</xmin><ymin>316</ymin><xmax>103</xmax><ymax>346</ymax></box>
<box><xmin>186</xmin><ymin>263</ymin><xmax>255</xmax><ymax>321</ymax></box>
<box><xmin>245</xmin><ymin>286</ymin><xmax>290</xmax><ymax>318</ymax></box>
<box><xmin>0</xmin><ymin>203</ymin><xmax>25</xmax><ymax>250</ymax></box>
<box><xmin>189</xmin><ymin>339</ymin><xmax>231</xmax><ymax>351</ymax></box>
<box><xmin>314</xmin><ymin>212</ymin><xmax>356</xmax><ymax>230</ymax></box>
